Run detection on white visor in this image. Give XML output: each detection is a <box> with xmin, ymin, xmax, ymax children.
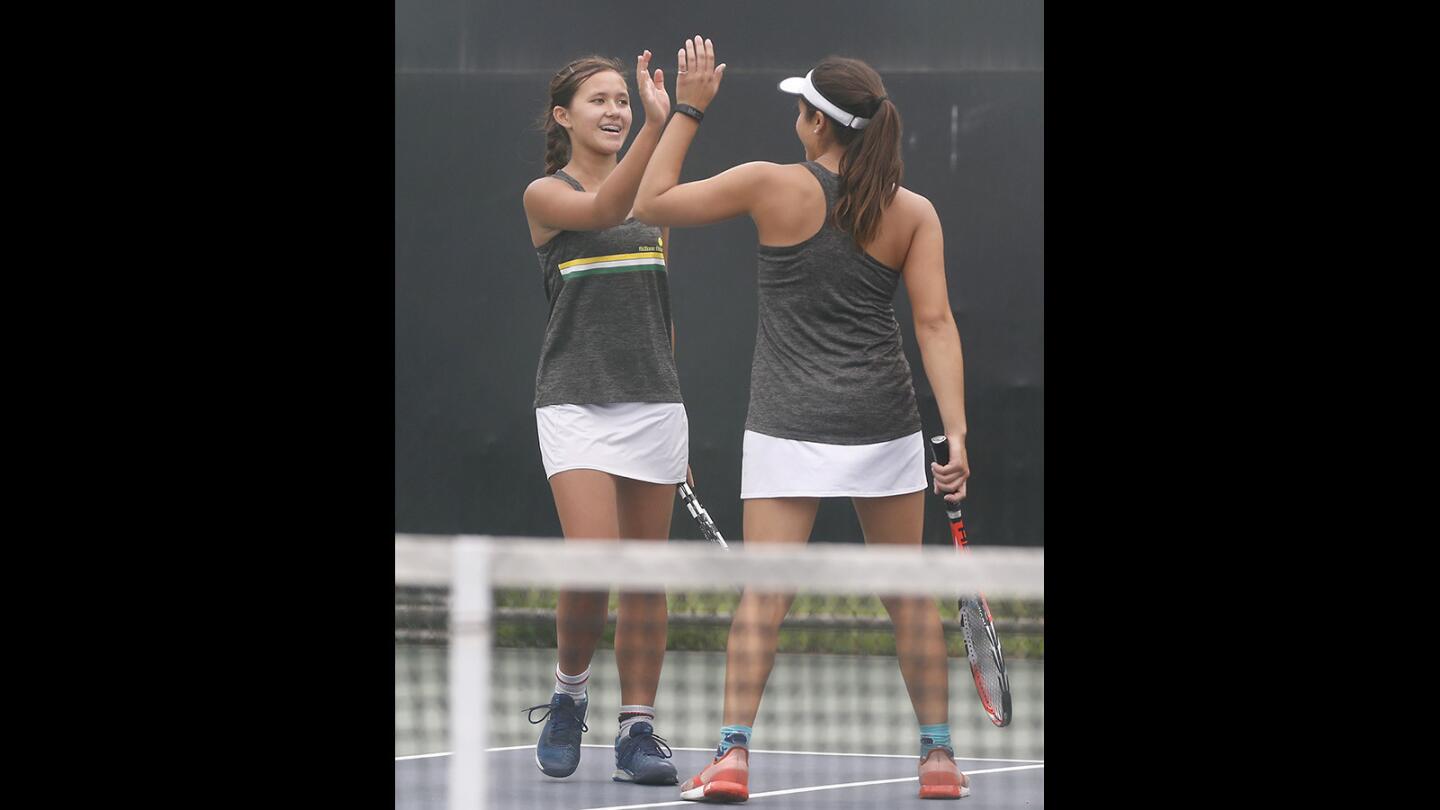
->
<box><xmin>778</xmin><ymin>70</ymin><xmax>871</xmax><ymax>130</ymax></box>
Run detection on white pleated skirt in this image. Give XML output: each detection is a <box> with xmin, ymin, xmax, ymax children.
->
<box><xmin>536</xmin><ymin>402</ymin><xmax>689</xmax><ymax>484</ymax></box>
<box><xmin>740</xmin><ymin>429</ymin><xmax>928</xmax><ymax>499</ymax></box>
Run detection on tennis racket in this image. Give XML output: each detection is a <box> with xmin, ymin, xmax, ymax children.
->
<box><xmin>677</xmin><ymin>482</ymin><xmax>728</xmax><ymax>549</ymax></box>
<box><xmin>929</xmin><ymin>435</ymin><xmax>1011</xmax><ymax>727</ymax></box>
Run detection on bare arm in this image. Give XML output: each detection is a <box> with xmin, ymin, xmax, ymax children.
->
<box><xmin>636</xmin><ymin>155</ymin><xmax>776</xmax><ymax>227</ymax></box>
<box><xmin>524</xmin><ymin>51</ymin><xmax>671</xmax><ymax>232</ymax></box>
<box><xmin>903</xmin><ymin>198</ymin><xmax>970</xmax><ymax>503</ymax></box>
<box><xmin>634</xmin><ymin>36</ymin><xmax>778</xmax><ymax>227</ymax></box>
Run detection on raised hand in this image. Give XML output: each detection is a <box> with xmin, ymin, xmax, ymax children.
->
<box><xmin>675</xmin><ymin>35</ymin><xmax>726</xmax><ymax>111</ymax></box>
<box><xmin>635</xmin><ymin>49</ymin><xmax>670</xmax><ymax>124</ymax></box>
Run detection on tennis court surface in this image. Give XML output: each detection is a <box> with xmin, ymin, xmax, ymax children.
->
<box><xmin>397</xmin><ymin>537</ymin><xmax>1043</xmax><ymax>809</ymax></box>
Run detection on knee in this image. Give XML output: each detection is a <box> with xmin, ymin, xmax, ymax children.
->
<box><xmin>738</xmin><ymin>592</ymin><xmax>793</xmax><ymax>626</ymax></box>
<box><xmin>880</xmin><ymin>595</ymin><xmax>934</xmax><ymax>619</ymax></box>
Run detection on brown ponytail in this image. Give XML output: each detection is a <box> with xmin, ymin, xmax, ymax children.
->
<box><xmin>804</xmin><ymin>57</ymin><xmax>903</xmax><ymax>247</ymax></box>
<box><xmin>535</xmin><ymin>55</ymin><xmax>626</xmax><ymax>175</ymax></box>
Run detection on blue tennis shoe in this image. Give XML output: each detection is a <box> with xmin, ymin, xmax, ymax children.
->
<box><xmin>612</xmin><ymin>721</ymin><xmax>678</xmax><ymax>785</ymax></box>
<box><xmin>525</xmin><ymin>693</ymin><xmax>588</xmax><ymax>777</ymax></box>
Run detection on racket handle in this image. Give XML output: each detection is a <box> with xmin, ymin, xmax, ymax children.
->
<box><xmin>677</xmin><ymin>483</ymin><xmax>729</xmax><ymax>549</ymax></box>
<box><xmin>928</xmin><ymin>435</ymin><xmax>964</xmax><ymax>522</ymax></box>
<box><xmin>929</xmin><ymin>435</ymin><xmax>950</xmax><ymax>465</ymax></box>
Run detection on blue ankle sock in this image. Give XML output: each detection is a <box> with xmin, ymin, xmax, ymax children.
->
<box><xmin>919</xmin><ymin>723</ymin><xmax>952</xmax><ymax>756</ymax></box>
<box><xmin>715</xmin><ymin>724</ymin><xmax>752</xmax><ymax>757</ymax></box>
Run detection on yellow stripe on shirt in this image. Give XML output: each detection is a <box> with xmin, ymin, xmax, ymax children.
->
<box><xmin>558</xmin><ymin>251</ymin><xmax>666</xmax><ymax>271</ymax></box>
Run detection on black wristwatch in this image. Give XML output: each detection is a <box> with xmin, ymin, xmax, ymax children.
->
<box><xmin>672</xmin><ymin>103</ymin><xmax>705</xmax><ymax>123</ymax></box>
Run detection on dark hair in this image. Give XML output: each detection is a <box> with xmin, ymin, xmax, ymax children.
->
<box><xmin>801</xmin><ymin>57</ymin><xmax>902</xmax><ymax>247</ymax></box>
<box><xmin>536</xmin><ymin>55</ymin><xmax>626</xmax><ymax>175</ymax></box>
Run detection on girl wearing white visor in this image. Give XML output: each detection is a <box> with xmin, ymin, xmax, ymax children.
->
<box><xmin>635</xmin><ymin>37</ymin><xmax>972</xmax><ymax>802</ymax></box>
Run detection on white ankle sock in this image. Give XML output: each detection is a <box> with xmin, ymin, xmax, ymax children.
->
<box><xmin>618</xmin><ymin>705</ymin><xmax>656</xmax><ymax>736</ymax></box>
<box><xmin>554</xmin><ymin>664</ymin><xmax>590</xmax><ymax>700</ymax></box>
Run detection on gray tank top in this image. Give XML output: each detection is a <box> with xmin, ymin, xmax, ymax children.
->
<box><xmin>745</xmin><ymin>162</ymin><xmax>921</xmax><ymax>444</ymax></box>
<box><xmin>532</xmin><ymin>170</ymin><xmax>683</xmax><ymax>408</ymax></box>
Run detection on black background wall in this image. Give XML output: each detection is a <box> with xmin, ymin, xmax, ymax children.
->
<box><xmin>395</xmin><ymin>0</ymin><xmax>1043</xmax><ymax>546</ymax></box>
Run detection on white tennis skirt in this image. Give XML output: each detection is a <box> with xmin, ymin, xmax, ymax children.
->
<box><xmin>740</xmin><ymin>429</ymin><xmax>928</xmax><ymax>499</ymax></box>
<box><xmin>536</xmin><ymin>402</ymin><xmax>689</xmax><ymax>484</ymax></box>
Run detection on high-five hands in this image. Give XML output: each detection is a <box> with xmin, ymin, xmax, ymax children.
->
<box><xmin>636</xmin><ymin>49</ymin><xmax>670</xmax><ymax>123</ymax></box>
<box><xmin>675</xmin><ymin>35</ymin><xmax>726</xmax><ymax>111</ymax></box>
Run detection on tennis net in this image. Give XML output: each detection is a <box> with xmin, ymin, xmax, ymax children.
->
<box><xmin>396</xmin><ymin>535</ymin><xmax>1044</xmax><ymax>809</ymax></box>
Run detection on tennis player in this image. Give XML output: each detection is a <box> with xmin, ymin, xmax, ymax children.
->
<box><xmin>634</xmin><ymin>39</ymin><xmax>972</xmax><ymax>801</ymax></box>
<box><xmin>521</xmin><ymin>51</ymin><xmax>686</xmax><ymax>787</ymax></box>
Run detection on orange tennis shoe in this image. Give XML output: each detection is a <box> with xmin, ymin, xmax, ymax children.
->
<box><xmin>679</xmin><ymin>746</ymin><xmax>749</xmax><ymax>803</ymax></box>
<box><xmin>918</xmin><ymin>747</ymin><xmax>970</xmax><ymax>799</ymax></box>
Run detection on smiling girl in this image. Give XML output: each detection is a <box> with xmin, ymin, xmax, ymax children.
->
<box><xmin>520</xmin><ymin>51</ymin><xmax>684</xmax><ymax>788</ymax></box>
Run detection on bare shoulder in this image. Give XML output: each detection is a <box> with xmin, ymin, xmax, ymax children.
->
<box><xmin>741</xmin><ymin>161</ymin><xmax>784</xmax><ymax>172</ymax></box>
<box><xmin>893</xmin><ymin>186</ymin><xmax>940</xmax><ymax>226</ymax></box>
<box><xmin>523</xmin><ymin>174</ymin><xmax>573</xmax><ymax>207</ymax></box>
<box><xmin>713</xmin><ymin>161</ymin><xmax>792</xmax><ymax>205</ymax></box>
<box><xmin>730</xmin><ymin>160</ymin><xmax>786</xmax><ymax>182</ymax></box>
<box><xmin>525</xmin><ymin>174</ymin><xmax>570</xmax><ymax>194</ymax></box>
